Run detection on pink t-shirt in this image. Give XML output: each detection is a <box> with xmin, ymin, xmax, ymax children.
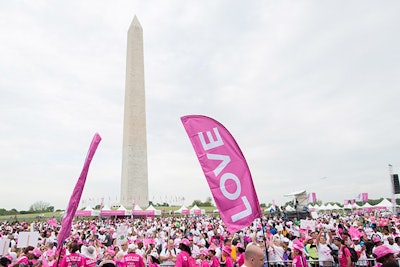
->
<box><xmin>210</xmin><ymin>256</ymin><xmax>220</xmax><ymax>267</ymax></box>
<box><xmin>123</xmin><ymin>253</ymin><xmax>145</xmax><ymax>267</ymax></box>
<box><xmin>60</xmin><ymin>253</ymin><xmax>85</xmax><ymax>267</ymax></box>
<box><xmin>292</xmin><ymin>255</ymin><xmax>307</xmax><ymax>267</ymax></box>
<box><xmin>338</xmin><ymin>246</ymin><xmax>352</xmax><ymax>267</ymax></box>
<box><xmin>83</xmin><ymin>257</ymin><xmax>97</xmax><ymax>267</ymax></box>
<box><xmin>201</xmin><ymin>259</ymin><xmax>210</xmax><ymax>267</ymax></box>
<box><xmin>236</xmin><ymin>254</ymin><xmax>245</xmax><ymax>267</ymax></box>
<box><xmin>15</xmin><ymin>255</ymin><xmax>29</xmax><ymax>265</ymax></box>
<box><xmin>115</xmin><ymin>259</ymin><xmax>125</xmax><ymax>267</ymax></box>
<box><xmin>175</xmin><ymin>251</ymin><xmax>190</xmax><ymax>267</ymax></box>
<box><xmin>224</xmin><ymin>256</ymin><xmax>234</xmax><ymax>267</ymax></box>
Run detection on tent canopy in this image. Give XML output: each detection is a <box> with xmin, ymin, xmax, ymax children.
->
<box><xmin>375</xmin><ymin>198</ymin><xmax>393</xmax><ymax>208</ymax></box>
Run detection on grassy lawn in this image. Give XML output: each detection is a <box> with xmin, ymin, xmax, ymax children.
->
<box><xmin>0</xmin><ymin>206</ymin><xmax>220</xmax><ymax>222</ymax></box>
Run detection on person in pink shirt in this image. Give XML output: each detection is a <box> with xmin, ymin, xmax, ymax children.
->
<box><xmin>332</xmin><ymin>237</ymin><xmax>352</xmax><ymax>267</ymax></box>
<box><xmin>123</xmin><ymin>244</ymin><xmax>145</xmax><ymax>267</ymax></box>
<box><xmin>29</xmin><ymin>248</ymin><xmax>42</xmax><ymax>267</ymax></box>
<box><xmin>99</xmin><ymin>249</ymin><xmax>116</xmax><ymax>267</ymax></box>
<box><xmin>372</xmin><ymin>245</ymin><xmax>397</xmax><ymax>267</ymax></box>
<box><xmin>81</xmin><ymin>246</ymin><xmax>97</xmax><ymax>267</ymax></box>
<box><xmin>60</xmin><ymin>242</ymin><xmax>85</xmax><ymax>267</ymax></box>
<box><xmin>221</xmin><ymin>246</ymin><xmax>234</xmax><ymax>267</ymax></box>
<box><xmin>175</xmin><ymin>238</ymin><xmax>192</xmax><ymax>267</ymax></box>
<box><xmin>147</xmin><ymin>251</ymin><xmax>160</xmax><ymax>267</ymax></box>
<box><xmin>208</xmin><ymin>247</ymin><xmax>220</xmax><ymax>267</ymax></box>
<box><xmin>199</xmin><ymin>249</ymin><xmax>210</xmax><ymax>267</ymax></box>
<box><xmin>14</xmin><ymin>246</ymin><xmax>33</xmax><ymax>267</ymax></box>
<box><xmin>291</xmin><ymin>240</ymin><xmax>307</xmax><ymax>267</ymax></box>
<box><xmin>235</xmin><ymin>243</ymin><xmax>245</xmax><ymax>267</ymax></box>
<box><xmin>43</xmin><ymin>249</ymin><xmax>56</xmax><ymax>267</ymax></box>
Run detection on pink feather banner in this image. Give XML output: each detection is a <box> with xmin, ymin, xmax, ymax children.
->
<box><xmin>57</xmin><ymin>133</ymin><xmax>102</xmax><ymax>249</ymax></box>
<box><xmin>181</xmin><ymin>115</ymin><xmax>261</xmax><ymax>233</ymax></box>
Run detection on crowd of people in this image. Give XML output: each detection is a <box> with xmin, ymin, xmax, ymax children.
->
<box><xmin>0</xmin><ymin>211</ymin><xmax>399</xmax><ymax>267</ymax></box>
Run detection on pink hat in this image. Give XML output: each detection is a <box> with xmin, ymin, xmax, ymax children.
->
<box><xmin>29</xmin><ymin>248</ymin><xmax>42</xmax><ymax>258</ymax></box>
<box><xmin>292</xmin><ymin>239</ymin><xmax>304</xmax><ymax>252</ymax></box>
<box><xmin>223</xmin><ymin>245</ymin><xmax>232</xmax><ymax>254</ymax></box>
<box><xmin>105</xmin><ymin>248</ymin><xmax>115</xmax><ymax>257</ymax></box>
<box><xmin>46</xmin><ymin>249</ymin><xmax>55</xmax><ymax>258</ymax></box>
<box><xmin>181</xmin><ymin>238</ymin><xmax>190</xmax><ymax>247</ymax></box>
<box><xmin>200</xmin><ymin>249</ymin><xmax>208</xmax><ymax>257</ymax></box>
<box><xmin>374</xmin><ymin>245</ymin><xmax>395</xmax><ymax>260</ymax></box>
<box><xmin>236</xmin><ymin>243</ymin><xmax>244</xmax><ymax>249</ymax></box>
<box><xmin>373</xmin><ymin>236</ymin><xmax>382</xmax><ymax>243</ymax></box>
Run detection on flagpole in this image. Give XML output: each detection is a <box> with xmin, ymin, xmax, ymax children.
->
<box><xmin>389</xmin><ymin>164</ymin><xmax>396</xmax><ymax>214</ymax></box>
<box><xmin>260</xmin><ymin>217</ymin><xmax>270</xmax><ymax>266</ymax></box>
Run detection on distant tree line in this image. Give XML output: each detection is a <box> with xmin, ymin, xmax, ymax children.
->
<box><xmin>0</xmin><ymin>201</ymin><xmax>56</xmax><ymax>216</ymax></box>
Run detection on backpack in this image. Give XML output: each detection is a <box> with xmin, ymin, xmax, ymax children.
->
<box><xmin>345</xmin><ymin>246</ymin><xmax>359</xmax><ymax>263</ymax></box>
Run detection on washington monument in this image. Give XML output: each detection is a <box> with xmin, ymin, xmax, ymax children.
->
<box><xmin>120</xmin><ymin>15</ymin><xmax>148</xmax><ymax>208</ymax></box>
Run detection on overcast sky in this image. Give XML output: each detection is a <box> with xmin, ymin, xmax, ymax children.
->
<box><xmin>1</xmin><ymin>1</ymin><xmax>400</xmax><ymax>211</ymax></box>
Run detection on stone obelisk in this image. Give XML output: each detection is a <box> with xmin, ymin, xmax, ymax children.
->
<box><xmin>120</xmin><ymin>15</ymin><xmax>148</xmax><ymax>208</ymax></box>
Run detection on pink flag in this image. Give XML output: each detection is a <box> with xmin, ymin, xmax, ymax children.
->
<box><xmin>307</xmin><ymin>192</ymin><xmax>316</xmax><ymax>203</ymax></box>
<box><xmin>181</xmin><ymin>115</ymin><xmax>261</xmax><ymax>233</ymax></box>
<box><xmin>57</xmin><ymin>133</ymin><xmax>102</xmax><ymax>249</ymax></box>
<box><xmin>362</xmin><ymin>193</ymin><xmax>369</xmax><ymax>202</ymax></box>
<box><xmin>344</xmin><ymin>200</ymin><xmax>348</xmax><ymax>205</ymax></box>
<box><xmin>350</xmin><ymin>199</ymin><xmax>355</xmax><ymax>205</ymax></box>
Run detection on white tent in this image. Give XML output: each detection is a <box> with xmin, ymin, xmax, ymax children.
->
<box><xmin>374</xmin><ymin>198</ymin><xmax>393</xmax><ymax>209</ymax></box>
<box><xmin>308</xmin><ymin>204</ymin><xmax>318</xmax><ymax>211</ymax></box>
<box><xmin>190</xmin><ymin>205</ymin><xmax>205</xmax><ymax>215</ymax></box>
<box><xmin>362</xmin><ymin>202</ymin><xmax>374</xmax><ymax>209</ymax></box>
<box><xmin>325</xmin><ymin>203</ymin><xmax>334</xmax><ymax>210</ymax></box>
<box><xmin>332</xmin><ymin>204</ymin><xmax>342</xmax><ymax>210</ymax></box>
<box><xmin>175</xmin><ymin>205</ymin><xmax>190</xmax><ymax>214</ymax></box>
<box><xmin>117</xmin><ymin>205</ymin><xmax>127</xmax><ymax>210</ymax></box>
<box><xmin>146</xmin><ymin>205</ymin><xmax>161</xmax><ymax>215</ymax></box>
<box><xmin>343</xmin><ymin>203</ymin><xmax>353</xmax><ymax>209</ymax></box>
<box><xmin>133</xmin><ymin>204</ymin><xmax>143</xmax><ymax>211</ymax></box>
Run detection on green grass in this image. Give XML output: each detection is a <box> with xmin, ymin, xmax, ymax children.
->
<box><xmin>0</xmin><ymin>206</ymin><xmax>220</xmax><ymax>222</ymax></box>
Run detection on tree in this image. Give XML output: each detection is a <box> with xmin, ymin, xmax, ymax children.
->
<box><xmin>192</xmin><ymin>200</ymin><xmax>202</xmax><ymax>206</ymax></box>
<box><xmin>29</xmin><ymin>201</ymin><xmax>51</xmax><ymax>212</ymax></box>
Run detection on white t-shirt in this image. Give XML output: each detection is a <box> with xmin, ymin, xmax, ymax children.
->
<box><xmin>317</xmin><ymin>243</ymin><xmax>334</xmax><ymax>263</ymax></box>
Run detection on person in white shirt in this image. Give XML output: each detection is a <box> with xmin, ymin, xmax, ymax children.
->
<box><xmin>159</xmin><ymin>238</ymin><xmax>178</xmax><ymax>265</ymax></box>
<box><xmin>316</xmin><ymin>231</ymin><xmax>334</xmax><ymax>267</ymax></box>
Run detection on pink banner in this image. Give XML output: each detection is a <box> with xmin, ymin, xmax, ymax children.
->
<box><xmin>181</xmin><ymin>115</ymin><xmax>261</xmax><ymax>233</ymax></box>
<box><xmin>307</xmin><ymin>192</ymin><xmax>316</xmax><ymax>203</ymax></box>
<box><xmin>100</xmin><ymin>210</ymin><xmax>127</xmax><ymax>216</ymax></box>
<box><xmin>57</xmin><ymin>133</ymin><xmax>102</xmax><ymax>249</ymax></box>
<box><xmin>362</xmin><ymin>193</ymin><xmax>369</xmax><ymax>202</ymax></box>
<box><xmin>132</xmin><ymin>210</ymin><xmax>155</xmax><ymax>216</ymax></box>
<box><xmin>344</xmin><ymin>199</ymin><xmax>348</xmax><ymax>205</ymax></box>
<box><xmin>75</xmin><ymin>210</ymin><xmax>93</xmax><ymax>217</ymax></box>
